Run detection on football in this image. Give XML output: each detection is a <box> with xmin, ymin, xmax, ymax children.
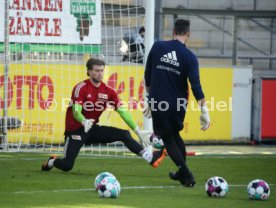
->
<box><xmin>97</xmin><ymin>176</ymin><xmax>121</xmax><ymax>198</ymax></box>
<box><xmin>247</xmin><ymin>179</ymin><xmax>270</xmax><ymax>200</ymax></box>
<box><xmin>150</xmin><ymin>134</ymin><xmax>164</xmax><ymax>149</ymax></box>
<box><xmin>205</xmin><ymin>176</ymin><xmax>229</xmax><ymax>197</ymax></box>
<box><xmin>94</xmin><ymin>172</ymin><xmax>116</xmax><ymax>190</ymax></box>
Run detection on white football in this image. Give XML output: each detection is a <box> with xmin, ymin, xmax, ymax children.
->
<box><xmin>94</xmin><ymin>172</ymin><xmax>116</xmax><ymax>190</ymax></box>
<box><xmin>150</xmin><ymin>134</ymin><xmax>164</xmax><ymax>149</ymax></box>
<box><xmin>97</xmin><ymin>176</ymin><xmax>121</xmax><ymax>198</ymax></box>
<box><xmin>247</xmin><ymin>179</ymin><xmax>270</xmax><ymax>200</ymax></box>
<box><xmin>205</xmin><ymin>176</ymin><xmax>229</xmax><ymax>197</ymax></box>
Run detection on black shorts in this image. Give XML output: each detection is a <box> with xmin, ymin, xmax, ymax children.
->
<box><xmin>151</xmin><ymin>110</ymin><xmax>185</xmax><ymax>136</ymax></box>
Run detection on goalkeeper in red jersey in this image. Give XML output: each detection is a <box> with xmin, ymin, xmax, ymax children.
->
<box><xmin>41</xmin><ymin>58</ymin><xmax>166</xmax><ymax>172</ymax></box>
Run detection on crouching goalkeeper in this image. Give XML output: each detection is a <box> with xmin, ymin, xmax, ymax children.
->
<box><xmin>41</xmin><ymin>58</ymin><xmax>166</xmax><ymax>172</ymax></box>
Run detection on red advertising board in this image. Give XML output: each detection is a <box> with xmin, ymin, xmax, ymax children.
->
<box><xmin>261</xmin><ymin>79</ymin><xmax>276</xmax><ymax>139</ymax></box>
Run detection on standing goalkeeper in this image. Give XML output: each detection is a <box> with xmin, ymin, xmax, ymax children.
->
<box><xmin>144</xmin><ymin>19</ymin><xmax>210</xmax><ymax>187</ymax></box>
<box><xmin>42</xmin><ymin>58</ymin><xmax>166</xmax><ymax>172</ymax></box>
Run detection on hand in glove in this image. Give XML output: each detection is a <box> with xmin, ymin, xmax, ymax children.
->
<box><xmin>134</xmin><ymin>127</ymin><xmax>152</xmax><ymax>147</ymax></box>
<box><xmin>82</xmin><ymin>119</ymin><xmax>94</xmax><ymax>133</ymax></box>
<box><xmin>200</xmin><ymin>105</ymin><xmax>210</xmax><ymax>131</ymax></box>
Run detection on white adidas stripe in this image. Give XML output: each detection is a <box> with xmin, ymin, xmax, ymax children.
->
<box><xmin>74</xmin><ymin>82</ymin><xmax>85</xmax><ymax>98</ymax></box>
<box><xmin>172</xmin><ymin>51</ymin><xmax>177</xmax><ymax>61</ymax></box>
<box><xmin>63</xmin><ymin>136</ymin><xmax>69</xmax><ymax>158</ymax></box>
<box><xmin>163</xmin><ymin>51</ymin><xmax>178</xmax><ymax>61</ymax></box>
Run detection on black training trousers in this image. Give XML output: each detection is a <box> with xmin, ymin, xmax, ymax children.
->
<box><xmin>151</xmin><ymin>110</ymin><xmax>190</xmax><ymax>173</ymax></box>
<box><xmin>54</xmin><ymin>125</ymin><xmax>143</xmax><ymax>171</ymax></box>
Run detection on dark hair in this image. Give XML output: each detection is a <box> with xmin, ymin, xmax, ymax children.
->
<box><xmin>86</xmin><ymin>58</ymin><xmax>105</xmax><ymax>76</ymax></box>
<box><xmin>86</xmin><ymin>58</ymin><xmax>105</xmax><ymax>70</ymax></box>
<box><xmin>174</xmin><ymin>19</ymin><xmax>190</xmax><ymax>35</ymax></box>
<box><xmin>139</xmin><ymin>26</ymin><xmax>145</xmax><ymax>34</ymax></box>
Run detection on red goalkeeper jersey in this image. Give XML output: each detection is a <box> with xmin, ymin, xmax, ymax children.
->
<box><xmin>65</xmin><ymin>79</ymin><xmax>121</xmax><ymax>132</ymax></box>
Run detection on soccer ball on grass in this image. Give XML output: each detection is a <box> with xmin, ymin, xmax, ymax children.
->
<box><xmin>247</xmin><ymin>179</ymin><xmax>270</xmax><ymax>200</ymax></box>
<box><xmin>205</xmin><ymin>176</ymin><xmax>229</xmax><ymax>197</ymax></box>
<box><xmin>94</xmin><ymin>172</ymin><xmax>121</xmax><ymax>198</ymax></box>
<box><xmin>94</xmin><ymin>172</ymin><xmax>116</xmax><ymax>190</ymax></box>
<box><xmin>97</xmin><ymin>176</ymin><xmax>121</xmax><ymax>198</ymax></box>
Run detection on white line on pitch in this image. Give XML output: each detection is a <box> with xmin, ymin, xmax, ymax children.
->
<box><xmin>3</xmin><ymin>184</ymin><xmax>274</xmax><ymax>195</ymax></box>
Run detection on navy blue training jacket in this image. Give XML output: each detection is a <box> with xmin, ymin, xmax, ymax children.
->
<box><xmin>145</xmin><ymin>39</ymin><xmax>205</xmax><ymax>111</ymax></box>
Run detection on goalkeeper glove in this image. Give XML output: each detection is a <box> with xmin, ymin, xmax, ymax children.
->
<box><xmin>134</xmin><ymin>126</ymin><xmax>152</xmax><ymax>147</ymax></box>
<box><xmin>200</xmin><ymin>105</ymin><xmax>210</xmax><ymax>131</ymax></box>
<box><xmin>82</xmin><ymin>119</ymin><xmax>94</xmax><ymax>133</ymax></box>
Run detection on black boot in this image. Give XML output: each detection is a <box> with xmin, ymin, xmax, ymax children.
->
<box><xmin>169</xmin><ymin>167</ymin><xmax>196</xmax><ymax>187</ymax></box>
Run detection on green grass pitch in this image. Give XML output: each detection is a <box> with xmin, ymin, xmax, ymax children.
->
<box><xmin>0</xmin><ymin>152</ymin><xmax>275</xmax><ymax>208</ymax></box>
